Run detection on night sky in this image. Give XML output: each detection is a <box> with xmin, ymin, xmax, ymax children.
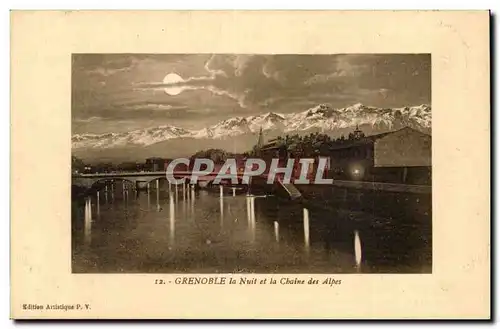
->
<box><xmin>72</xmin><ymin>54</ymin><xmax>431</xmax><ymax>134</ymax></box>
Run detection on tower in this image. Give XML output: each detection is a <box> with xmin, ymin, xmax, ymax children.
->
<box><xmin>256</xmin><ymin>127</ymin><xmax>264</xmax><ymax>149</ymax></box>
<box><xmin>352</xmin><ymin>124</ymin><xmax>365</xmax><ymax>140</ymax></box>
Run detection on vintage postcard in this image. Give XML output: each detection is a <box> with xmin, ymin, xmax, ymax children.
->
<box><xmin>11</xmin><ymin>11</ymin><xmax>490</xmax><ymax>319</ymax></box>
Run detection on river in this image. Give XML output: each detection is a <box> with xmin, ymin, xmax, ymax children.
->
<box><xmin>71</xmin><ymin>182</ymin><xmax>432</xmax><ymax>273</ymax></box>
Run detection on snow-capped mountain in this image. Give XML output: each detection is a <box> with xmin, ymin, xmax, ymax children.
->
<box><xmin>191</xmin><ymin>112</ymin><xmax>286</xmax><ymax>139</ymax></box>
<box><xmin>197</xmin><ymin>116</ymin><xmax>252</xmax><ymax>138</ymax></box>
<box><xmin>284</xmin><ymin>103</ymin><xmax>431</xmax><ymax>133</ymax></box>
<box><xmin>72</xmin><ymin>125</ymin><xmax>191</xmax><ymax>149</ymax></box>
<box><xmin>72</xmin><ymin>103</ymin><xmax>431</xmax><ymax>149</ymax></box>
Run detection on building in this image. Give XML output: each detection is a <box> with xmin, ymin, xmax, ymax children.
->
<box><xmin>145</xmin><ymin>157</ymin><xmax>166</xmax><ymax>172</ymax></box>
<box><xmin>259</xmin><ymin>138</ymin><xmax>288</xmax><ymax>174</ymax></box>
<box><xmin>328</xmin><ymin>126</ymin><xmax>432</xmax><ymax>184</ymax></box>
<box><xmin>258</xmin><ymin>138</ymin><xmax>330</xmax><ymax>181</ymax></box>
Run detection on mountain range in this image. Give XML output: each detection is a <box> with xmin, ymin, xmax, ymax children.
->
<box><xmin>72</xmin><ymin>103</ymin><xmax>431</xmax><ymax>162</ymax></box>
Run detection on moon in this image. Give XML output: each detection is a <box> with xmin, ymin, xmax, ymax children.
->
<box><xmin>163</xmin><ymin>73</ymin><xmax>185</xmax><ymax>96</ymax></box>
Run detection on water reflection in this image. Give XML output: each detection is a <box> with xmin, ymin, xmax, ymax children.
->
<box><xmin>96</xmin><ymin>191</ymin><xmax>100</xmax><ymax>215</ymax></box>
<box><xmin>354</xmin><ymin>230</ymin><xmax>362</xmax><ymax>271</ymax></box>
<box><xmin>220</xmin><ymin>187</ymin><xmax>224</xmax><ymax>229</ymax></box>
<box><xmin>72</xmin><ymin>184</ymin><xmax>431</xmax><ymax>274</ymax></box>
<box><xmin>303</xmin><ymin>208</ymin><xmax>310</xmax><ymax>250</ymax></box>
<box><xmin>247</xmin><ymin>196</ymin><xmax>256</xmax><ymax>242</ymax></box>
<box><xmin>169</xmin><ymin>193</ymin><xmax>175</xmax><ymax>246</ymax></box>
<box><xmin>156</xmin><ymin>180</ymin><xmax>160</xmax><ymax>211</ymax></box>
<box><xmin>190</xmin><ymin>185</ymin><xmax>195</xmax><ymax>219</ymax></box>
<box><xmin>274</xmin><ymin>221</ymin><xmax>279</xmax><ymax>242</ymax></box>
<box><xmin>182</xmin><ymin>184</ymin><xmax>187</xmax><ymax>220</ymax></box>
<box><xmin>147</xmin><ymin>188</ymin><xmax>150</xmax><ymax>209</ymax></box>
<box><xmin>84</xmin><ymin>197</ymin><xmax>92</xmax><ymax>246</ymax></box>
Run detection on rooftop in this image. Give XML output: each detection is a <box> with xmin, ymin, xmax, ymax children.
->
<box><xmin>329</xmin><ymin>127</ymin><xmax>430</xmax><ymax>151</ymax></box>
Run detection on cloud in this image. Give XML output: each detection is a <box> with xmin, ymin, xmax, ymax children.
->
<box><xmin>131</xmin><ymin>81</ymin><xmax>247</xmax><ymax>108</ymax></box>
<box><xmin>159</xmin><ymin>55</ymin><xmax>283</xmax><ymax>108</ymax></box>
<box><xmin>128</xmin><ymin>104</ymin><xmax>187</xmax><ymax>111</ymax></box>
<box><xmin>304</xmin><ymin>71</ymin><xmax>346</xmax><ymax>86</ymax></box>
<box><xmin>86</xmin><ymin>66</ymin><xmax>131</xmax><ymax>77</ymax></box>
<box><xmin>303</xmin><ymin>56</ymin><xmax>372</xmax><ymax>86</ymax></box>
<box><xmin>132</xmin><ymin>55</ymin><xmax>343</xmax><ymax>109</ymax></box>
<box><xmin>72</xmin><ymin>54</ymin><xmax>431</xmax><ymax>134</ymax></box>
<box><xmin>203</xmin><ymin>54</ymin><xmax>230</xmax><ymax>78</ymax></box>
<box><xmin>74</xmin><ymin>55</ymin><xmax>143</xmax><ymax>77</ymax></box>
<box><xmin>74</xmin><ymin>116</ymin><xmax>102</xmax><ymax>123</ymax></box>
<box><xmin>233</xmin><ymin>55</ymin><xmax>254</xmax><ymax>77</ymax></box>
<box><xmin>378</xmin><ymin>88</ymin><xmax>389</xmax><ymax>99</ymax></box>
<box><xmin>262</xmin><ymin>60</ymin><xmax>283</xmax><ymax>82</ymax></box>
<box><xmin>201</xmin><ymin>85</ymin><xmax>247</xmax><ymax>108</ymax></box>
<box><xmin>132</xmin><ymin>55</ymin><xmax>260</xmax><ymax>108</ymax></box>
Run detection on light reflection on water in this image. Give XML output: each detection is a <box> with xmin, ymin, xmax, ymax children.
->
<box><xmin>72</xmin><ymin>183</ymin><xmax>431</xmax><ymax>274</ymax></box>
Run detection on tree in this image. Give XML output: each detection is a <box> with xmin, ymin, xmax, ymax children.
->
<box><xmin>191</xmin><ymin>148</ymin><xmax>231</xmax><ymax>164</ymax></box>
<box><xmin>71</xmin><ymin>155</ymin><xmax>86</xmax><ymax>172</ymax></box>
<box><xmin>118</xmin><ymin>162</ymin><xmax>139</xmax><ymax>172</ymax></box>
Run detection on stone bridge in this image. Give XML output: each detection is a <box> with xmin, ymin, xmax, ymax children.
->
<box><xmin>71</xmin><ymin>171</ymin><xmax>237</xmax><ymax>191</ymax></box>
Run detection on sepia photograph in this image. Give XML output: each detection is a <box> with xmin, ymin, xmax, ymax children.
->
<box><xmin>11</xmin><ymin>10</ymin><xmax>489</xmax><ymax>319</ymax></box>
<box><xmin>71</xmin><ymin>53</ymin><xmax>432</xmax><ymax>274</ymax></box>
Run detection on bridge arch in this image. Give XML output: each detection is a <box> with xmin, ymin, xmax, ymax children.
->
<box><xmin>72</xmin><ymin>171</ymin><xmax>215</xmax><ymax>195</ymax></box>
<box><xmin>89</xmin><ymin>178</ymin><xmax>137</xmax><ymax>191</ymax></box>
